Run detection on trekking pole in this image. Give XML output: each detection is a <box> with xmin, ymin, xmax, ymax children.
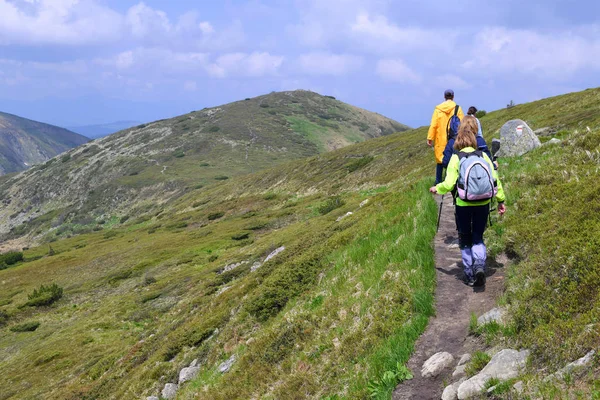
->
<box><xmin>436</xmin><ymin>194</ymin><xmax>444</xmax><ymax>232</ymax></box>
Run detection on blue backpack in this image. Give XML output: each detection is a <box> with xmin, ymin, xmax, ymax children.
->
<box><xmin>446</xmin><ymin>105</ymin><xmax>460</xmax><ymax>140</ymax></box>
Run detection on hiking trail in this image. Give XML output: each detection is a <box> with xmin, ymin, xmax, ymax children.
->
<box><xmin>393</xmin><ymin>195</ymin><xmax>507</xmax><ymax>399</ymax></box>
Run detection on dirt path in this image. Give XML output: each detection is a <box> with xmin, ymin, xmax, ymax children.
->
<box><xmin>392</xmin><ymin>195</ymin><xmax>506</xmax><ymax>400</ymax></box>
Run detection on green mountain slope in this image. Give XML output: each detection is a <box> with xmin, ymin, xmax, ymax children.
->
<box><xmin>1</xmin><ymin>87</ymin><xmax>599</xmax><ymax>399</ymax></box>
<box><xmin>0</xmin><ymin>90</ymin><xmax>408</xmax><ymax>239</ymax></box>
<box><xmin>0</xmin><ymin>111</ymin><xmax>89</xmax><ymax>175</ymax></box>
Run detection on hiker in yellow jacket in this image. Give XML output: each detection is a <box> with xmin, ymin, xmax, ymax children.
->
<box><xmin>427</xmin><ymin>89</ymin><xmax>464</xmax><ymax>183</ymax></box>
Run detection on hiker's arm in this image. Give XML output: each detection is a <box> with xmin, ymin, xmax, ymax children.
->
<box><xmin>458</xmin><ymin>107</ymin><xmax>465</xmax><ymax>120</ymax></box>
<box><xmin>435</xmin><ymin>155</ymin><xmax>459</xmax><ymax>194</ymax></box>
<box><xmin>427</xmin><ymin>110</ymin><xmax>438</xmax><ymax>145</ymax></box>
<box><xmin>441</xmin><ymin>141</ymin><xmax>454</xmax><ymax>168</ymax></box>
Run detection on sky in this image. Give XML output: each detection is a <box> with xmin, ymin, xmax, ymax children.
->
<box><xmin>0</xmin><ymin>0</ymin><xmax>599</xmax><ymax>129</ymax></box>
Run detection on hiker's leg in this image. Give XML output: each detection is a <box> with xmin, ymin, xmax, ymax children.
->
<box><xmin>455</xmin><ymin>205</ymin><xmax>474</xmax><ymax>279</ymax></box>
<box><xmin>435</xmin><ymin>163</ymin><xmax>444</xmax><ymax>184</ymax></box>
<box><xmin>471</xmin><ymin>204</ymin><xmax>490</xmax><ymax>270</ymax></box>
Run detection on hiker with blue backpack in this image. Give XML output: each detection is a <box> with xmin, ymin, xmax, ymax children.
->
<box><xmin>430</xmin><ymin>116</ymin><xmax>506</xmax><ymax>287</ymax></box>
<box><xmin>441</xmin><ymin>106</ymin><xmax>493</xmax><ymax>170</ymax></box>
<box><xmin>427</xmin><ymin>89</ymin><xmax>464</xmax><ymax>184</ymax></box>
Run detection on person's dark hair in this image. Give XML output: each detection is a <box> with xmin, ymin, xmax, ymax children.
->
<box><xmin>467</xmin><ymin>106</ymin><xmax>477</xmax><ymax>116</ymax></box>
<box><xmin>445</xmin><ymin>93</ymin><xmax>454</xmax><ymax>100</ymax></box>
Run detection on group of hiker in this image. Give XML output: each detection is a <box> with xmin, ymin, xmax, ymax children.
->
<box><xmin>427</xmin><ymin>89</ymin><xmax>506</xmax><ymax>288</ymax></box>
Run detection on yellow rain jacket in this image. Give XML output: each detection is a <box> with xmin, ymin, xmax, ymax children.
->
<box><xmin>427</xmin><ymin>100</ymin><xmax>464</xmax><ymax>163</ymax></box>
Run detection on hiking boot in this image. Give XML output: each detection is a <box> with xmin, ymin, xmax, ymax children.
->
<box><xmin>463</xmin><ymin>275</ymin><xmax>475</xmax><ymax>287</ymax></box>
<box><xmin>474</xmin><ymin>269</ymin><xmax>486</xmax><ymax>287</ymax></box>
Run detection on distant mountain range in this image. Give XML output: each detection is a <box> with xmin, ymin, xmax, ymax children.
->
<box><xmin>67</xmin><ymin>121</ymin><xmax>144</xmax><ymax>139</ymax></box>
<box><xmin>0</xmin><ymin>111</ymin><xmax>89</xmax><ymax>175</ymax></box>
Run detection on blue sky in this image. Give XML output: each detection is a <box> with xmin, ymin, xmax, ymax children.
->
<box><xmin>0</xmin><ymin>0</ymin><xmax>599</xmax><ymax>128</ymax></box>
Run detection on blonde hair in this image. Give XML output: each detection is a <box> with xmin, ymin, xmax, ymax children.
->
<box><xmin>454</xmin><ymin>116</ymin><xmax>478</xmax><ymax>151</ymax></box>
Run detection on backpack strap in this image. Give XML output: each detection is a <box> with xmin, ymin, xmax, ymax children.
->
<box><xmin>453</xmin><ymin>105</ymin><xmax>459</xmax><ymax>117</ymax></box>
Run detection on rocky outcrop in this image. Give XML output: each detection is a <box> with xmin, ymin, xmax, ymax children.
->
<box><xmin>545</xmin><ymin>350</ymin><xmax>595</xmax><ymax>381</ymax></box>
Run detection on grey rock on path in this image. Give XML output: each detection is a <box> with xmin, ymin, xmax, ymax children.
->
<box><xmin>457</xmin><ymin>349</ymin><xmax>530</xmax><ymax>399</ymax></box>
<box><xmin>147</xmin><ymin>397</ymin><xmax>159</xmax><ymax>400</ymax></box>
<box><xmin>497</xmin><ymin>120</ymin><xmax>541</xmax><ymax>157</ymax></box>
<box><xmin>161</xmin><ymin>383</ymin><xmax>178</xmax><ymax>399</ymax></box>
<box><xmin>421</xmin><ymin>352</ymin><xmax>454</xmax><ymax>378</ymax></box>
<box><xmin>442</xmin><ymin>378</ymin><xmax>466</xmax><ymax>400</ymax></box>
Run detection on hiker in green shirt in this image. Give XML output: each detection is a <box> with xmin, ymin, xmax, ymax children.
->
<box><xmin>430</xmin><ymin>116</ymin><xmax>506</xmax><ymax>287</ymax></box>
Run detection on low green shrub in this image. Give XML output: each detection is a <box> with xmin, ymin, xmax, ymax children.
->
<box><xmin>214</xmin><ymin>175</ymin><xmax>229</xmax><ymax>181</ymax></box>
<box><xmin>317</xmin><ymin>196</ymin><xmax>345</xmax><ymax>215</ymax></box>
<box><xmin>208</xmin><ymin>126</ymin><xmax>220</xmax><ymax>132</ymax></box>
<box><xmin>207</xmin><ymin>212</ymin><xmax>225</xmax><ymax>221</ymax></box>
<box><xmin>25</xmin><ymin>283</ymin><xmax>63</xmax><ymax>307</ymax></box>
<box><xmin>346</xmin><ymin>155</ymin><xmax>374</xmax><ymax>172</ymax></box>
<box><xmin>103</xmin><ymin>230</ymin><xmax>118</xmax><ymax>239</ymax></box>
<box><xmin>231</xmin><ymin>232</ymin><xmax>250</xmax><ymax>241</ymax></box>
<box><xmin>119</xmin><ymin>215</ymin><xmax>130</xmax><ymax>224</ymax></box>
<box><xmin>0</xmin><ymin>310</ymin><xmax>9</xmax><ymax>326</ymax></box>
<box><xmin>475</xmin><ymin>110</ymin><xmax>487</xmax><ymax>118</ymax></box>
<box><xmin>465</xmin><ymin>351</ymin><xmax>491</xmax><ymax>377</ymax></box>
<box><xmin>10</xmin><ymin>321</ymin><xmax>40</xmax><ymax>332</ymax></box>
<box><xmin>173</xmin><ymin>150</ymin><xmax>185</xmax><ymax>158</ymax></box>
<box><xmin>259</xmin><ymin>103</ymin><xmax>270</xmax><ymax>108</ymax></box>
<box><xmin>0</xmin><ymin>251</ymin><xmax>24</xmax><ymax>270</ymax></box>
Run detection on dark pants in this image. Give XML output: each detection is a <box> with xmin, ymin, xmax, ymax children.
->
<box><xmin>435</xmin><ymin>163</ymin><xmax>444</xmax><ymax>184</ymax></box>
<box><xmin>455</xmin><ymin>204</ymin><xmax>490</xmax><ymax>277</ymax></box>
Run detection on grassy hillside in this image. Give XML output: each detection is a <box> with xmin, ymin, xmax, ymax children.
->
<box><xmin>0</xmin><ymin>90</ymin><xmax>408</xmax><ymax>240</ymax></box>
<box><xmin>0</xmin><ymin>121</ymin><xmax>435</xmax><ymax>399</ymax></box>
<box><xmin>473</xmin><ymin>88</ymin><xmax>600</xmax><ymax>398</ymax></box>
<box><xmin>1</xmin><ymin>87</ymin><xmax>600</xmax><ymax>399</ymax></box>
<box><xmin>0</xmin><ymin>111</ymin><xmax>89</xmax><ymax>175</ymax></box>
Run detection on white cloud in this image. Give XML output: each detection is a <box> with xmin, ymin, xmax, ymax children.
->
<box><xmin>465</xmin><ymin>26</ymin><xmax>600</xmax><ymax>77</ymax></box>
<box><xmin>376</xmin><ymin>59</ymin><xmax>421</xmax><ymax>84</ymax></box>
<box><xmin>126</xmin><ymin>2</ymin><xmax>171</xmax><ymax>38</ymax></box>
<box><xmin>0</xmin><ymin>0</ymin><xmax>123</xmax><ymax>45</ymax></box>
<box><xmin>199</xmin><ymin>21</ymin><xmax>214</xmax><ymax>35</ymax></box>
<box><xmin>207</xmin><ymin>52</ymin><xmax>284</xmax><ymax>78</ymax></box>
<box><xmin>298</xmin><ymin>53</ymin><xmax>364</xmax><ymax>75</ymax></box>
<box><xmin>434</xmin><ymin>74</ymin><xmax>471</xmax><ymax>90</ymax></box>
<box><xmin>351</xmin><ymin>12</ymin><xmax>454</xmax><ymax>53</ymax></box>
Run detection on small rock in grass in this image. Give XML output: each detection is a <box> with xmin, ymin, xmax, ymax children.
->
<box><xmin>545</xmin><ymin>138</ymin><xmax>562</xmax><ymax>146</ymax></box>
<box><xmin>147</xmin><ymin>397</ymin><xmax>159</xmax><ymax>400</ymax></box>
<box><xmin>336</xmin><ymin>212</ymin><xmax>353</xmax><ymax>222</ymax></box>
<box><xmin>477</xmin><ymin>308</ymin><xmax>506</xmax><ymax>326</ymax></box>
<box><xmin>189</xmin><ymin>358</ymin><xmax>198</xmax><ymax>368</ymax></box>
<box><xmin>360</xmin><ymin>199</ymin><xmax>369</xmax><ymax>207</ymax></box>
<box><xmin>179</xmin><ymin>366</ymin><xmax>200</xmax><ymax>384</ymax></box>
<box><xmin>218</xmin><ymin>354</ymin><xmax>236</xmax><ymax>373</ymax></box>
<box><xmin>545</xmin><ymin>350</ymin><xmax>595</xmax><ymax>381</ymax></box>
<box><xmin>421</xmin><ymin>352</ymin><xmax>454</xmax><ymax>378</ymax></box>
<box><xmin>513</xmin><ymin>380</ymin><xmax>524</xmax><ymax>394</ymax></box>
<box><xmin>161</xmin><ymin>383</ymin><xmax>178</xmax><ymax>399</ymax></box>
